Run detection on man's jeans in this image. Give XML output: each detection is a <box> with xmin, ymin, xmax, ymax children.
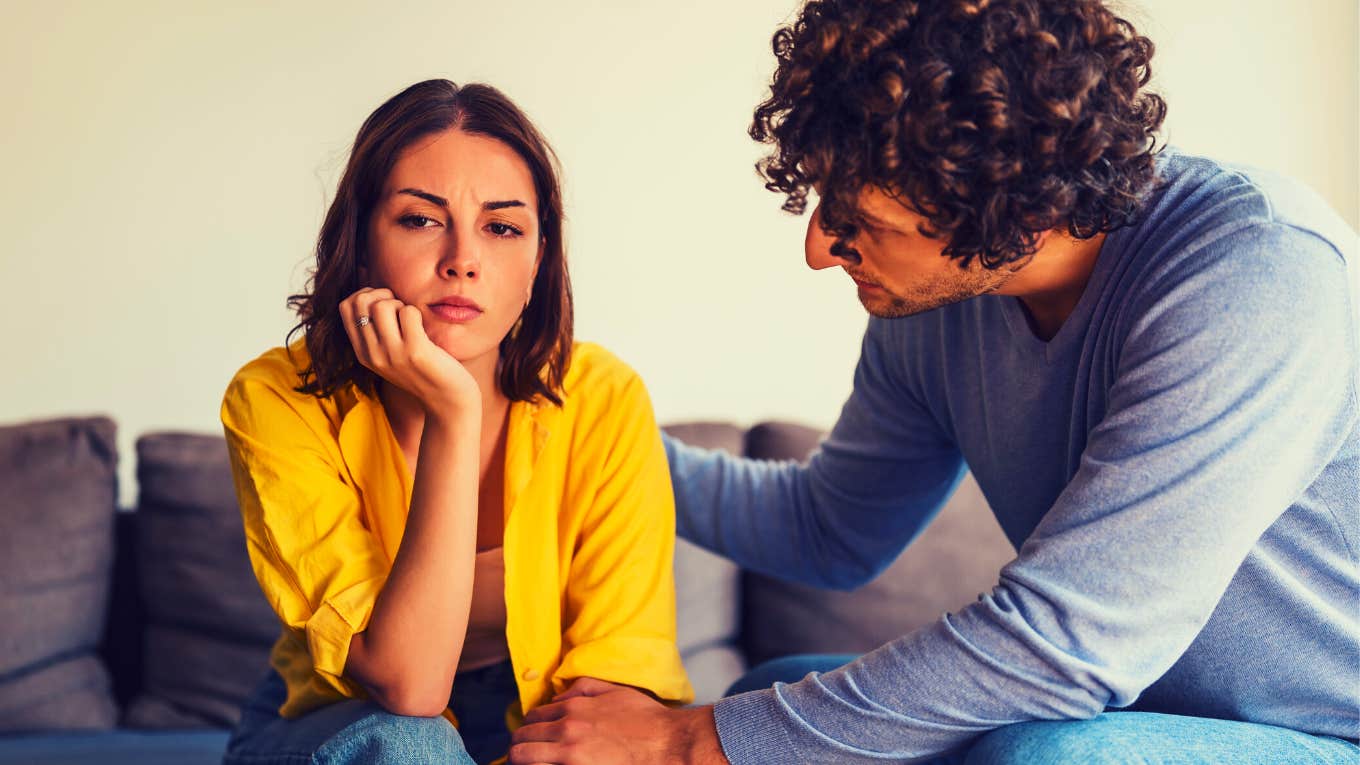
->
<box><xmin>728</xmin><ymin>654</ymin><xmax>1360</xmax><ymax>764</ymax></box>
<box><xmin>221</xmin><ymin>661</ymin><xmax>517</xmax><ymax>765</ymax></box>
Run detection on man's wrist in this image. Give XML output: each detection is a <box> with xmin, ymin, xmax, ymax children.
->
<box><xmin>680</xmin><ymin>705</ymin><xmax>730</xmax><ymax>765</ymax></box>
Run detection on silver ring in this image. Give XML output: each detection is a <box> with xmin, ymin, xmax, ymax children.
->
<box><xmin>355</xmin><ymin>316</ymin><xmax>371</xmax><ymax>328</ymax></box>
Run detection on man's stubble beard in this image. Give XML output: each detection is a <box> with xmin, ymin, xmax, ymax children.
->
<box><xmin>860</xmin><ymin>265</ymin><xmax>1016</xmax><ymax>319</ymax></box>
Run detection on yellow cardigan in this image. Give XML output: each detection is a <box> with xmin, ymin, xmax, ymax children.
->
<box><xmin>220</xmin><ymin>340</ymin><xmax>693</xmax><ymax>729</ymax></box>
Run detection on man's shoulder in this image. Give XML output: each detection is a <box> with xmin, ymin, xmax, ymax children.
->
<box><xmin>1097</xmin><ymin>151</ymin><xmax>1354</xmax><ymax>322</ymax></box>
<box><xmin>1212</xmin><ymin>160</ymin><xmax>1355</xmax><ymax>258</ymax></box>
<box><xmin>1134</xmin><ymin>150</ymin><xmax>1354</xmax><ymax>267</ymax></box>
<box><xmin>1095</xmin><ymin>155</ymin><xmax>1358</xmax><ymax>403</ymax></box>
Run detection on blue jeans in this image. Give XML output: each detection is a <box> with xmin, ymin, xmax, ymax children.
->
<box><xmin>728</xmin><ymin>654</ymin><xmax>1360</xmax><ymax>764</ymax></box>
<box><xmin>222</xmin><ymin>661</ymin><xmax>518</xmax><ymax>765</ymax></box>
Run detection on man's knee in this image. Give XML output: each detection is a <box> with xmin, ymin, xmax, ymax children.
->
<box><xmin>725</xmin><ymin>653</ymin><xmax>858</xmax><ymax>697</ymax></box>
<box><xmin>963</xmin><ymin>718</ymin><xmax>1133</xmax><ymax>765</ymax></box>
<box><xmin>315</xmin><ymin>711</ymin><xmax>471</xmax><ymax>765</ymax></box>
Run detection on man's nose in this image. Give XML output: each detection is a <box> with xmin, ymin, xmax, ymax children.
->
<box><xmin>805</xmin><ymin>203</ymin><xmax>841</xmax><ymax>271</ymax></box>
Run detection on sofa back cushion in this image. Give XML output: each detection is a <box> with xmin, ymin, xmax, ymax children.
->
<box><xmin>739</xmin><ymin>421</ymin><xmax>1016</xmax><ymax>664</ymax></box>
<box><xmin>660</xmin><ymin>422</ymin><xmax>748</xmax><ymax>703</ymax></box>
<box><xmin>0</xmin><ymin>416</ymin><xmax>119</xmax><ymax>731</ymax></box>
<box><xmin>123</xmin><ymin>433</ymin><xmax>277</xmax><ymax>728</ymax></box>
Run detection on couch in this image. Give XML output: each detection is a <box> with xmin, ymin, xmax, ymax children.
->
<box><xmin>0</xmin><ymin>415</ymin><xmax>1014</xmax><ymax>765</ymax></box>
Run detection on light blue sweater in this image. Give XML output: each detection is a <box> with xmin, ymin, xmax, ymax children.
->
<box><xmin>665</xmin><ymin>150</ymin><xmax>1360</xmax><ymax>762</ymax></box>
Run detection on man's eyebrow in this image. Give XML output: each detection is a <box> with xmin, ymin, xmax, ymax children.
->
<box><xmin>394</xmin><ymin>189</ymin><xmax>527</xmax><ymax>213</ymax></box>
<box><xmin>857</xmin><ymin>210</ymin><xmax>895</xmax><ymax>230</ymax></box>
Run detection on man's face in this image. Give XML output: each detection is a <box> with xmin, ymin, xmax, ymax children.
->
<box><xmin>805</xmin><ymin>187</ymin><xmax>1020</xmax><ymax>318</ymax></box>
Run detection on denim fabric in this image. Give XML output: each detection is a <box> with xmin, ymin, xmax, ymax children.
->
<box><xmin>728</xmin><ymin>655</ymin><xmax>1360</xmax><ymax>764</ymax></box>
<box><xmin>964</xmin><ymin>713</ymin><xmax>1360</xmax><ymax>765</ymax></box>
<box><xmin>723</xmin><ymin>653</ymin><xmax>860</xmax><ymax>697</ymax></box>
<box><xmin>447</xmin><ymin>662</ymin><xmax>516</xmax><ymax>764</ymax></box>
<box><xmin>222</xmin><ymin>661</ymin><xmax>517</xmax><ymax>765</ymax></box>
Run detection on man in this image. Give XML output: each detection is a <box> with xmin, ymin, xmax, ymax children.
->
<box><xmin>509</xmin><ymin>0</ymin><xmax>1359</xmax><ymax>762</ymax></box>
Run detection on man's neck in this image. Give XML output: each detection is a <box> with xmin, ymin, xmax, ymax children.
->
<box><xmin>997</xmin><ymin>231</ymin><xmax>1107</xmax><ymax>341</ymax></box>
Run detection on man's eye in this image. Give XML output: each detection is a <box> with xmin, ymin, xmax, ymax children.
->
<box><xmin>399</xmin><ymin>214</ymin><xmax>439</xmax><ymax>229</ymax></box>
<box><xmin>487</xmin><ymin>222</ymin><xmax>523</xmax><ymax>237</ymax></box>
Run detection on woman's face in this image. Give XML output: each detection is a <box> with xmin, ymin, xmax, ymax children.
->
<box><xmin>363</xmin><ymin>128</ymin><xmax>542</xmax><ymax>366</ymax></box>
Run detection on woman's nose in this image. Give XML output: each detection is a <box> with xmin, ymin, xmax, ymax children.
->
<box><xmin>439</xmin><ymin>233</ymin><xmax>480</xmax><ymax>279</ymax></box>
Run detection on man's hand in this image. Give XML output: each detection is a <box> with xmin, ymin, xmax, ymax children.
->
<box><xmin>508</xmin><ymin>678</ymin><xmax>730</xmax><ymax>765</ymax></box>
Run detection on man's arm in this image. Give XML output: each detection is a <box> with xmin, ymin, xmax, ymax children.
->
<box><xmin>711</xmin><ymin>224</ymin><xmax>1358</xmax><ymax>762</ymax></box>
<box><xmin>665</xmin><ymin>319</ymin><xmax>968</xmax><ymax>590</ymax></box>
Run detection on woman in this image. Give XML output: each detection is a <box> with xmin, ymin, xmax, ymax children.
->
<box><xmin>219</xmin><ymin>79</ymin><xmax>692</xmax><ymax>765</ymax></box>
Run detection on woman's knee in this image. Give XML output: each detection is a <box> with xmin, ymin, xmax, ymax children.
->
<box><xmin>315</xmin><ymin>711</ymin><xmax>472</xmax><ymax>765</ymax></box>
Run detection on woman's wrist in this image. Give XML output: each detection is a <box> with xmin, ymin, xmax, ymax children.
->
<box><xmin>421</xmin><ymin>403</ymin><xmax>481</xmax><ymax>438</ymax></box>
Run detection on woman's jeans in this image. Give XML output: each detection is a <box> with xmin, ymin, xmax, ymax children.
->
<box><xmin>222</xmin><ymin>661</ymin><xmax>518</xmax><ymax>765</ymax></box>
<box><xmin>728</xmin><ymin>654</ymin><xmax>1360</xmax><ymax>765</ymax></box>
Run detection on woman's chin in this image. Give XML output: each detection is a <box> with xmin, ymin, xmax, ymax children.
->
<box><xmin>428</xmin><ymin>331</ymin><xmax>500</xmax><ymax>364</ymax></box>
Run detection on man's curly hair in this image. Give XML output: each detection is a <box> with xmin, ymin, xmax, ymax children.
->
<box><xmin>751</xmin><ymin>0</ymin><xmax>1167</xmax><ymax>268</ymax></box>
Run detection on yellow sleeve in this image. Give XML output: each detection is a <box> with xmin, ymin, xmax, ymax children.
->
<box><xmin>220</xmin><ymin>369</ymin><xmax>387</xmax><ymax>695</ymax></box>
<box><xmin>553</xmin><ymin>368</ymin><xmax>695</xmax><ymax>705</ymax></box>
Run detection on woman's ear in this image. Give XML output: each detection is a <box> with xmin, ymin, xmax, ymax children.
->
<box><xmin>528</xmin><ymin>239</ymin><xmax>544</xmax><ymax>302</ymax></box>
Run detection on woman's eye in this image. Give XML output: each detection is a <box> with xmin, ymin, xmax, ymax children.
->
<box><xmin>399</xmin><ymin>214</ymin><xmax>439</xmax><ymax>229</ymax></box>
<box><xmin>487</xmin><ymin>221</ymin><xmax>523</xmax><ymax>237</ymax></box>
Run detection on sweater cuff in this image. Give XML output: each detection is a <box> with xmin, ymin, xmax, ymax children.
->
<box><xmin>712</xmin><ymin>689</ymin><xmax>798</xmax><ymax>765</ymax></box>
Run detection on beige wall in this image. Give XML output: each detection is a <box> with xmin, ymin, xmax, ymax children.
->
<box><xmin>2</xmin><ymin>1</ymin><xmax>1355</xmax><ymax>504</ymax></box>
<box><xmin>1130</xmin><ymin>0</ymin><xmax>1358</xmax><ymax>227</ymax></box>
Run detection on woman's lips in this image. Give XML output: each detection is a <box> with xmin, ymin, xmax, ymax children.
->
<box><xmin>430</xmin><ymin>303</ymin><xmax>483</xmax><ymax>322</ymax></box>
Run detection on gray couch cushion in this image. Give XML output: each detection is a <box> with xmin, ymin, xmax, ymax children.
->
<box><xmin>123</xmin><ymin>433</ymin><xmax>277</xmax><ymax>729</ymax></box>
<box><xmin>660</xmin><ymin>422</ymin><xmax>747</xmax><ymax>703</ymax></box>
<box><xmin>740</xmin><ymin>421</ymin><xmax>1015</xmax><ymax>664</ymax></box>
<box><xmin>0</xmin><ymin>416</ymin><xmax>119</xmax><ymax>731</ymax></box>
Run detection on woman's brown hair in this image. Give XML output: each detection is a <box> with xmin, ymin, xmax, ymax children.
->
<box><xmin>287</xmin><ymin>79</ymin><xmax>573</xmax><ymax>405</ymax></box>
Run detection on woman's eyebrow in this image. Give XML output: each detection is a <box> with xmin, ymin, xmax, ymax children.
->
<box><xmin>395</xmin><ymin>188</ymin><xmax>527</xmax><ymax>213</ymax></box>
<box><xmin>397</xmin><ymin>187</ymin><xmax>448</xmax><ymax>207</ymax></box>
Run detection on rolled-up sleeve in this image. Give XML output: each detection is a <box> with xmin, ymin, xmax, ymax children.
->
<box><xmin>221</xmin><ymin>371</ymin><xmax>389</xmax><ymax>691</ymax></box>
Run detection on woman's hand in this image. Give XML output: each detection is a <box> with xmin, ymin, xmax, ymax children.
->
<box><xmin>337</xmin><ymin>288</ymin><xmax>484</xmax><ymax>715</ymax></box>
<box><xmin>340</xmin><ymin>287</ymin><xmax>480</xmax><ymax>417</ymax></box>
